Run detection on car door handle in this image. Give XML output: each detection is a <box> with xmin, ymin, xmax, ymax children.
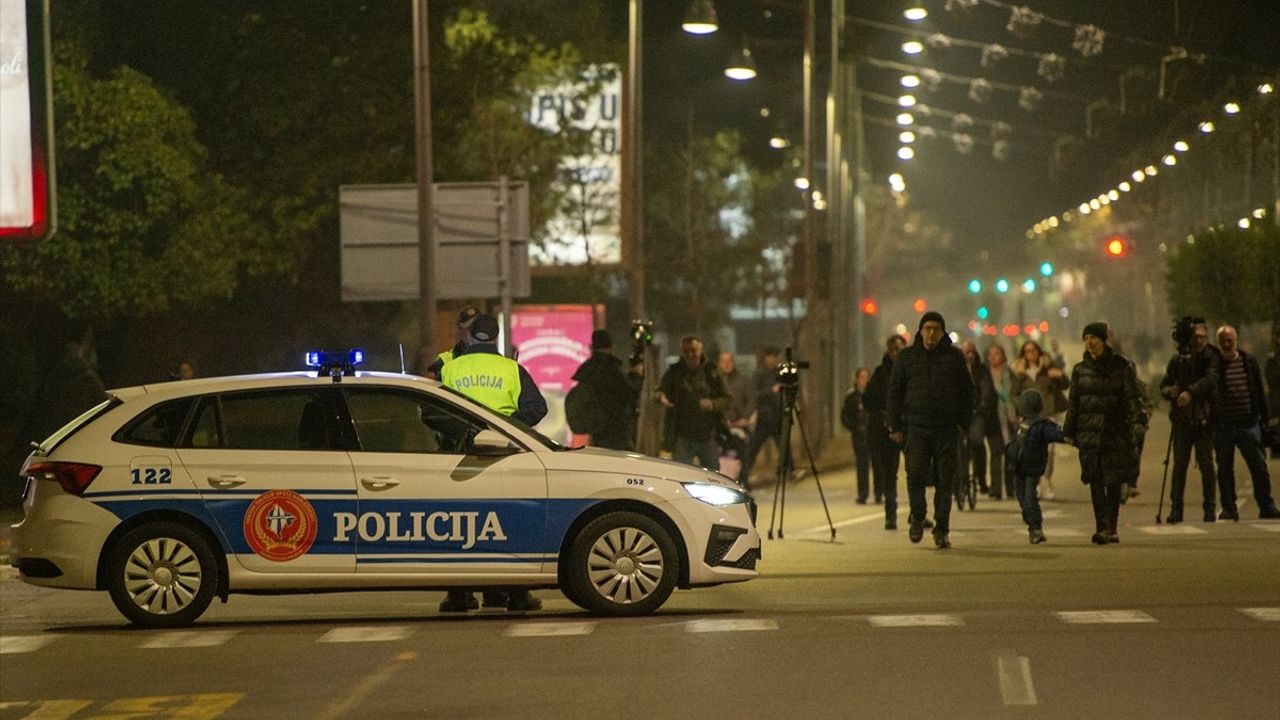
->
<box><xmin>361</xmin><ymin>476</ymin><xmax>401</xmax><ymax>489</ymax></box>
<box><xmin>206</xmin><ymin>475</ymin><xmax>247</xmax><ymax>488</ymax></box>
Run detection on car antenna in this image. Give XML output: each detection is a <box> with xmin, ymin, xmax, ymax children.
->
<box><xmin>398</xmin><ymin>343</ymin><xmax>406</xmax><ymax>374</ymax></box>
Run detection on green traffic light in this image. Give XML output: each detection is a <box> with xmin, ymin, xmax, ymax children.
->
<box><xmin>977</xmin><ymin>306</ymin><xmax>989</xmax><ymax>319</ymax></box>
<box><xmin>995</xmin><ymin>278</ymin><xmax>1009</xmax><ymax>293</ymax></box>
<box><xmin>967</xmin><ymin>279</ymin><xmax>982</xmax><ymax>294</ymax></box>
<box><xmin>1039</xmin><ymin>261</ymin><xmax>1053</xmax><ymax>277</ymax></box>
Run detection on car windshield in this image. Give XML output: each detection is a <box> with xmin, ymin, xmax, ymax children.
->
<box><xmin>436</xmin><ymin>385</ymin><xmax>565</xmax><ymax>451</ymax></box>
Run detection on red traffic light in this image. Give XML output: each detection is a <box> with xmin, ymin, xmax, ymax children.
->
<box><xmin>1104</xmin><ymin>235</ymin><xmax>1127</xmax><ymax>257</ymax></box>
<box><xmin>860</xmin><ymin>298</ymin><xmax>879</xmax><ymax>315</ymax></box>
<box><xmin>913</xmin><ymin>298</ymin><xmax>927</xmax><ymax>313</ymax></box>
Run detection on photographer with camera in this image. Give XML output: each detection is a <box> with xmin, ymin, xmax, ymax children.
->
<box><xmin>1159</xmin><ymin>317</ymin><xmax>1221</xmax><ymax>523</ymax></box>
<box><xmin>887</xmin><ymin>312</ymin><xmax>973</xmax><ymax>549</ymax></box>
<box><xmin>1211</xmin><ymin>325</ymin><xmax>1280</xmax><ymax>519</ymax></box>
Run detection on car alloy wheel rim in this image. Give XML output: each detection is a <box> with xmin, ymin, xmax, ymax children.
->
<box><xmin>587</xmin><ymin>527</ymin><xmax>664</xmax><ymax>604</ymax></box>
<box><xmin>124</xmin><ymin>537</ymin><xmax>202</xmax><ymax>615</ymax></box>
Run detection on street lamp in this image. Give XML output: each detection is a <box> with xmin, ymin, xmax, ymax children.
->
<box><xmin>725</xmin><ymin>45</ymin><xmax>758</xmax><ymax>80</ymax></box>
<box><xmin>902</xmin><ymin>40</ymin><xmax>924</xmax><ymax>55</ymax></box>
<box><xmin>681</xmin><ymin>0</ymin><xmax>718</xmax><ymax>34</ymax></box>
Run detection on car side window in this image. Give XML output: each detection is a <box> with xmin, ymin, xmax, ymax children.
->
<box><xmin>114</xmin><ymin>398</ymin><xmax>194</xmax><ymax>447</ymax></box>
<box><xmin>345</xmin><ymin>389</ymin><xmax>490</xmax><ymax>454</ymax></box>
<box><xmin>184</xmin><ymin>390</ymin><xmax>336</xmax><ymax>451</ymax></box>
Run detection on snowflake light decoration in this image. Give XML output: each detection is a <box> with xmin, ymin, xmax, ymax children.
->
<box><xmin>1007</xmin><ymin>6</ymin><xmax>1043</xmax><ymax>38</ymax></box>
<box><xmin>992</xmin><ymin>140</ymin><xmax>1009</xmax><ymax>160</ymax></box>
<box><xmin>926</xmin><ymin>33</ymin><xmax>953</xmax><ymax>49</ymax></box>
<box><xmin>981</xmin><ymin>44</ymin><xmax>1009</xmax><ymax>67</ymax></box>
<box><xmin>1037</xmin><ymin>53</ymin><xmax>1065</xmax><ymax>82</ymax></box>
<box><xmin>952</xmin><ymin>133</ymin><xmax>975</xmax><ymax>154</ymax></box>
<box><xmin>1073</xmin><ymin>25</ymin><xmax>1105</xmax><ymax>57</ymax></box>
<box><xmin>952</xmin><ymin>114</ymin><xmax>974</xmax><ymax>132</ymax></box>
<box><xmin>945</xmin><ymin>0</ymin><xmax>979</xmax><ymax>13</ymax></box>
<box><xmin>920</xmin><ymin>69</ymin><xmax>944</xmax><ymax>92</ymax></box>
<box><xmin>968</xmin><ymin>79</ymin><xmax>992</xmax><ymax>103</ymax></box>
<box><xmin>1018</xmin><ymin>86</ymin><xmax>1043</xmax><ymax>111</ymax></box>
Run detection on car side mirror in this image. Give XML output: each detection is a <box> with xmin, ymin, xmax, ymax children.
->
<box><xmin>472</xmin><ymin>429</ymin><xmax>520</xmax><ymax>456</ymax></box>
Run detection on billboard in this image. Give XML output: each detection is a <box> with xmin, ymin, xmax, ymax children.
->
<box><xmin>0</xmin><ymin>0</ymin><xmax>53</xmax><ymax>241</ymax></box>
<box><xmin>511</xmin><ymin>304</ymin><xmax>597</xmax><ymax>443</ymax></box>
<box><xmin>527</xmin><ymin>65</ymin><xmax>620</xmax><ymax>266</ymax></box>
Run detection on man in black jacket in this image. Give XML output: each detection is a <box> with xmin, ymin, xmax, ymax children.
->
<box><xmin>864</xmin><ymin>335</ymin><xmax>906</xmax><ymax>529</ymax></box>
<box><xmin>1212</xmin><ymin>325</ymin><xmax>1280</xmax><ymax>519</ymax></box>
<box><xmin>887</xmin><ymin>312</ymin><xmax>973</xmax><ymax>548</ymax></box>
<box><xmin>568</xmin><ymin>330</ymin><xmax>636</xmax><ymax>450</ymax></box>
<box><xmin>1159</xmin><ymin>320</ymin><xmax>1220</xmax><ymax>523</ymax></box>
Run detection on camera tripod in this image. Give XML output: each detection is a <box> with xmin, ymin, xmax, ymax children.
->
<box><xmin>766</xmin><ymin>381</ymin><xmax>837</xmax><ymax>541</ymax></box>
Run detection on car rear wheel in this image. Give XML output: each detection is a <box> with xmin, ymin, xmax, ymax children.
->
<box><xmin>106</xmin><ymin>521</ymin><xmax>219</xmax><ymax>628</ymax></box>
<box><xmin>564</xmin><ymin>511</ymin><xmax>678</xmax><ymax>616</ymax></box>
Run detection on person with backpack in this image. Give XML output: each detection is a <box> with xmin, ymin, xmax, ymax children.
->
<box><xmin>1008</xmin><ymin>389</ymin><xmax>1066</xmax><ymax>544</ymax></box>
<box><xmin>567</xmin><ymin>330</ymin><xmax>636</xmax><ymax>450</ymax></box>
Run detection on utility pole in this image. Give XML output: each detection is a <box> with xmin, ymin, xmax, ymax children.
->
<box><xmin>412</xmin><ymin>0</ymin><xmax>438</xmax><ymax>375</ymax></box>
<box><xmin>626</xmin><ymin>0</ymin><xmax>647</xmax><ymax>321</ymax></box>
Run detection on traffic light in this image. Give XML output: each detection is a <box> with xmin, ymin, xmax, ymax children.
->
<box><xmin>995</xmin><ymin>278</ymin><xmax>1009</xmax><ymax>293</ymax></box>
<box><xmin>967</xmin><ymin>279</ymin><xmax>982</xmax><ymax>294</ymax></box>
<box><xmin>860</xmin><ymin>298</ymin><xmax>879</xmax><ymax>315</ymax></box>
<box><xmin>1105</xmin><ymin>235</ymin><xmax>1127</xmax><ymax>257</ymax></box>
<box><xmin>1039</xmin><ymin>262</ymin><xmax>1054</xmax><ymax>277</ymax></box>
<box><xmin>977</xmin><ymin>306</ymin><xmax>989</xmax><ymax>320</ymax></box>
<box><xmin>1022</xmin><ymin>278</ymin><xmax>1037</xmax><ymax>293</ymax></box>
<box><xmin>913</xmin><ymin>298</ymin><xmax>927</xmax><ymax>313</ymax></box>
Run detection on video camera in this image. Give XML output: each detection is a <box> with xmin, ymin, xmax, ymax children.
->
<box><xmin>629</xmin><ymin>319</ymin><xmax>654</xmax><ymax>367</ymax></box>
<box><xmin>774</xmin><ymin>347</ymin><xmax>810</xmax><ymax>411</ymax></box>
<box><xmin>1171</xmin><ymin>315</ymin><xmax>1204</xmax><ymax>357</ymax></box>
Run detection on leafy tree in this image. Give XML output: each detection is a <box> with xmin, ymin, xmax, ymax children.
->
<box><xmin>1166</xmin><ymin>220</ymin><xmax>1280</xmax><ymax>333</ymax></box>
<box><xmin>0</xmin><ymin>45</ymin><xmax>272</xmax><ymax>321</ymax></box>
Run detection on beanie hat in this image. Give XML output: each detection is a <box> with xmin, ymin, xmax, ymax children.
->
<box><xmin>591</xmin><ymin>329</ymin><xmax>613</xmax><ymax>350</ymax></box>
<box><xmin>469</xmin><ymin>314</ymin><xmax>499</xmax><ymax>343</ymax></box>
<box><xmin>919</xmin><ymin>311</ymin><xmax>946</xmax><ymax>332</ymax></box>
<box><xmin>1017</xmin><ymin>388</ymin><xmax>1044</xmax><ymax>420</ymax></box>
<box><xmin>1082</xmin><ymin>322</ymin><xmax>1109</xmax><ymax>342</ymax></box>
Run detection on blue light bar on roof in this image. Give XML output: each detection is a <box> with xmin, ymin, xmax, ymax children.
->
<box><xmin>304</xmin><ymin>349</ymin><xmax>365</xmax><ymax>371</ymax></box>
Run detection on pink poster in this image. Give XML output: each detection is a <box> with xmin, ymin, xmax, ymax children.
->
<box><xmin>511</xmin><ymin>305</ymin><xmax>598</xmax><ymax>442</ymax></box>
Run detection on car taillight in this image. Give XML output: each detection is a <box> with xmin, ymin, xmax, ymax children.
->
<box><xmin>23</xmin><ymin>462</ymin><xmax>103</xmax><ymax>496</ymax></box>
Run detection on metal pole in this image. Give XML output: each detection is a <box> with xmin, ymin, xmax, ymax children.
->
<box><xmin>627</xmin><ymin>0</ymin><xmax>647</xmax><ymax>320</ymax></box>
<box><xmin>498</xmin><ymin>176</ymin><xmax>513</xmax><ymax>357</ymax></box>
<box><xmin>412</xmin><ymin>0</ymin><xmax>438</xmax><ymax>375</ymax></box>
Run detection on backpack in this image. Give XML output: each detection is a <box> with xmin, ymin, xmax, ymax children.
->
<box><xmin>564</xmin><ymin>382</ymin><xmax>597</xmax><ymax>435</ymax></box>
<box><xmin>1004</xmin><ymin>424</ymin><xmax>1029</xmax><ymax>480</ymax></box>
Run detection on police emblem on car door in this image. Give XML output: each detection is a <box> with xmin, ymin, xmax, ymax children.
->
<box><xmin>176</xmin><ymin>388</ymin><xmax>358</xmax><ymax>573</ymax></box>
<box><xmin>340</xmin><ymin>387</ymin><xmax>549</xmax><ymax>574</ymax></box>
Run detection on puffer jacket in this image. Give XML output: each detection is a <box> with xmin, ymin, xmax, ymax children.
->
<box><xmin>887</xmin><ymin>332</ymin><xmax>973</xmax><ymax>431</ymax></box>
<box><xmin>1064</xmin><ymin>347</ymin><xmax>1146</xmax><ymax>485</ymax></box>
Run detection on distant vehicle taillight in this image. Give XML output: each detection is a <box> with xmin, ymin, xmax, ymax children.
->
<box><xmin>23</xmin><ymin>462</ymin><xmax>103</xmax><ymax>496</ymax></box>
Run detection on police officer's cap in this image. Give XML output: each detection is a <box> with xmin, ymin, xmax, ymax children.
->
<box><xmin>469</xmin><ymin>314</ymin><xmax>500</xmax><ymax>343</ymax></box>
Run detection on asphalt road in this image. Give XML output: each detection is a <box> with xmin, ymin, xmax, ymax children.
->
<box><xmin>2</xmin><ymin>417</ymin><xmax>1278</xmax><ymax>719</ymax></box>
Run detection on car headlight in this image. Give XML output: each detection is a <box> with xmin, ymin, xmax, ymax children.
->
<box><xmin>683</xmin><ymin>482</ymin><xmax>747</xmax><ymax>506</ymax></box>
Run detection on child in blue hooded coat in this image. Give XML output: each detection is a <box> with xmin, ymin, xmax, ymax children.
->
<box><xmin>1008</xmin><ymin>389</ymin><xmax>1067</xmax><ymax>543</ymax></box>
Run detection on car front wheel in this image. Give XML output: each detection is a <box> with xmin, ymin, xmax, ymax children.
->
<box><xmin>106</xmin><ymin>521</ymin><xmax>219</xmax><ymax>628</ymax></box>
<box><xmin>564</xmin><ymin>511</ymin><xmax>678</xmax><ymax>616</ymax></box>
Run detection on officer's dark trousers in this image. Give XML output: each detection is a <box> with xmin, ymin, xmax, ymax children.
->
<box><xmin>905</xmin><ymin>426</ymin><xmax>958</xmax><ymax>533</ymax></box>
<box><xmin>1088</xmin><ymin>481</ymin><xmax>1122</xmax><ymax>528</ymax></box>
<box><xmin>1169</xmin><ymin>421</ymin><xmax>1217</xmax><ymax>514</ymax></box>
<box><xmin>869</xmin><ymin>429</ymin><xmax>901</xmax><ymax>520</ymax></box>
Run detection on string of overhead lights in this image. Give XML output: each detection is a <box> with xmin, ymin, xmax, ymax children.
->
<box><xmin>1025</xmin><ymin>81</ymin><xmax>1277</xmax><ymax>240</ymax></box>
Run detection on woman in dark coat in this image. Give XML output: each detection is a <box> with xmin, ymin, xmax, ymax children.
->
<box><xmin>1063</xmin><ymin>323</ymin><xmax>1147</xmax><ymax>545</ymax></box>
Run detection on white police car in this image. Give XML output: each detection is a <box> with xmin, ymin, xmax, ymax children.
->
<box><xmin>11</xmin><ymin>351</ymin><xmax>760</xmax><ymax>627</ymax></box>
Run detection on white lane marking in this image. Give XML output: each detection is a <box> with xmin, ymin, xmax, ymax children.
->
<box><xmin>506</xmin><ymin>622</ymin><xmax>597</xmax><ymax>637</ymax></box>
<box><xmin>867</xmin><ymin>614</ymin><xmax>963</xmax><ymax>627</ymax></box>
<box><xmin>1056</xmin><ymin>610</ymin><xmax>1156</xmax><ymax>624</ymax></box>
<box><xmin>1138</xmin><ymin>525</ymin><xmax>1208</xmax><ymax>535</ymax></box>
<box><xmin>800</xmin><ymin>512</ymin><xmax>885</xmax><ymax>535</ymax></box>
<box><xmin>1249</xmin><ymin>523</ymin><xmax>1280</xmax><ymax>533</ymax></box>
<box><xmin>141</xmin><ymin>630</ymin><xmax>239</xmax><ymax>648</ymax></box>
<box><xmin>0</xmin><ymin>635</ymin><xmax>54</xmax><ymax>654</ymax></box>
<box><xmin>1238</xmin><ymin>607</ymin><xmax>1280</xmax><ymax>622</ymax></box>
<box><xmin>996</xmin><ymin>654</ymin><xmax>1039</xmax><ymax>706</ymax></box>
<box><xmin>684</xmin><ymin>619</ymin><xmax>779</xmax><ymax>633</ymax></box>
<box><xmin>318</xmin><ymin>626</ymin><xmax>414</xmax><ymax>643</ymax></box>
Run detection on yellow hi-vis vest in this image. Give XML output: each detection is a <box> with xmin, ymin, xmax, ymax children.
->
<box><xmin>441</xmin><ymin>352</ymin><xmax>522</xmax><ymax>416</ymax></box>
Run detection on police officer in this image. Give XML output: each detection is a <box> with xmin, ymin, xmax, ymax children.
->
<box><xmin>438</xmin><ymin>314</ymin><xmax>548</xmax><ymax>613</ymax></box>
<box><xmin>426</xmin><ymin>306</ymin><xmax>479</xmax><ymax>380</ymax></box>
